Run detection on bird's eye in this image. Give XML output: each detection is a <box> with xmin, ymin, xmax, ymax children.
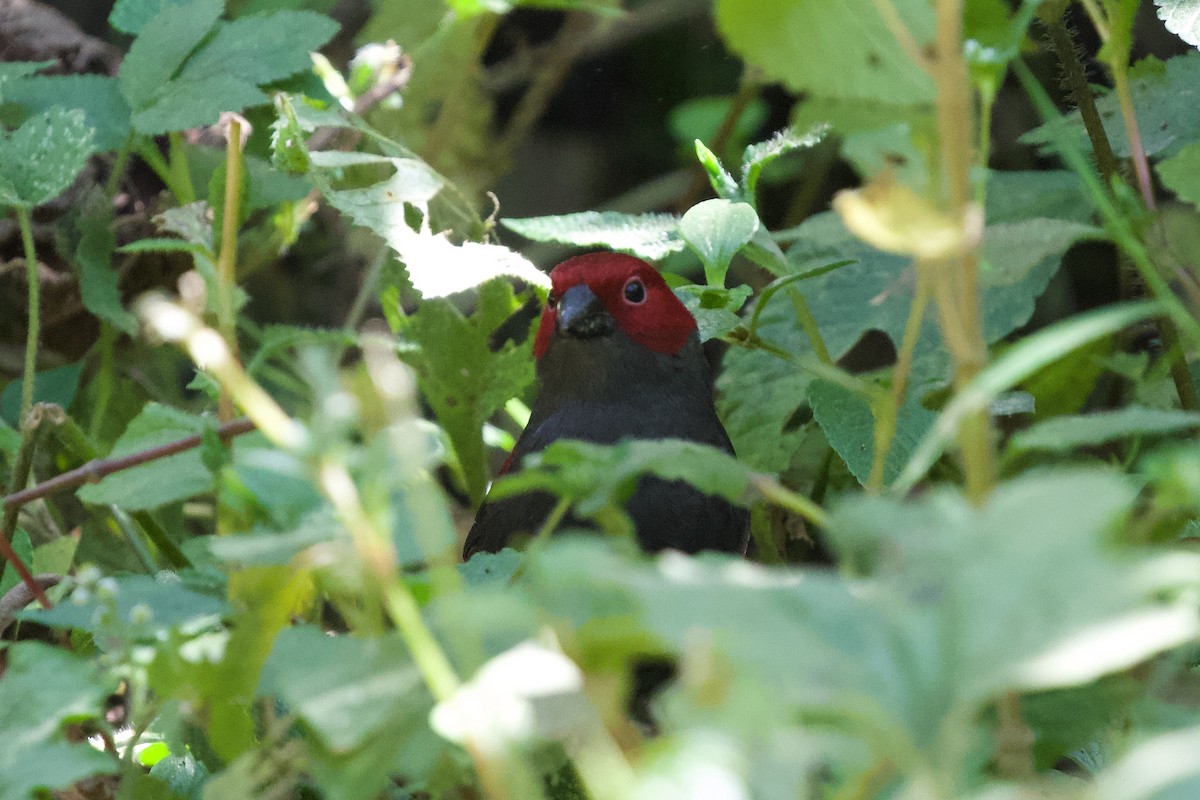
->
<box><xmin>623</xmin><ymin>278</ymin><xmax>646</xmax><ymax>304</ymax></box>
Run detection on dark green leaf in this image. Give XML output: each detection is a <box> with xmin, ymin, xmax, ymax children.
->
<box><xmin>118</xmin><ymin>0</ymin><xmax>224</xmax><ymax>112</ymax></box>
<box><xmin>0</xmin><ymin>363</ymin><xmax>84</xmax><ymax>425</ymax></box>
<box><xmin>4</xmin><ymin>75</ymin><xmax>132</xmax><ymax>152</ymax></box>
<box><xmin>178</xmin><ymin>12</ymin><xmax>339</xmax><ymax>86</ymax></box>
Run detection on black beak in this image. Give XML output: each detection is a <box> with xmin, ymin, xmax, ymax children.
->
<box><xmin>556</xmin><ymin>284</ymin><xmax>613</xmax><ymax>339</ymax></box>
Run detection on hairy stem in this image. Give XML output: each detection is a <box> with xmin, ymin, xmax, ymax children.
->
<box><xmin>18</xmin><ymin>208</ymin><xmax>39</xmax><ymax>420</ymax></box>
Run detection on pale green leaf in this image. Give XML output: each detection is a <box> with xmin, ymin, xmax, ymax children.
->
<box><xmin>77</xmin><ymin>208</ymin><xmax>138</xmax><ymax>334</ymax></box>
<box><xmin>679</xmin><ymin>199</ymin><xmax>760</xmax><ymax>286</ymax></box>
<box><xmin>741</xmin><ymin>125</ymin><xmax>827</xmax><ymax>197</ymax></box>
<box><xmin>503</xmin><ymin>211</ymin><xmax>685</xmax><ymax>260</ymax></box>
<box><xmin>715</xmin><ymin>0</ymin><xmax>935</xmax><ymax>103</ymax></box>
<box><xmin>22</xmin><ymin>574</ymin><xmax>226</xmax><ymax>634</ymax></box>
<box><xmin>0</xmin><ymin>108</ymin><xmax>95</xmax><ymax>209</ymax></box>
<box><xmin>1009</xmin><ymin>407</ymin><xmax>1200</xmax><ymax>454</ymax></box>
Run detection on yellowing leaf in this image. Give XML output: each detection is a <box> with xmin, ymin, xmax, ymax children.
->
<box><xmin>833</xmin><ymin>174</ymin><xmax>983</xmax><ymax>260</ymax></box>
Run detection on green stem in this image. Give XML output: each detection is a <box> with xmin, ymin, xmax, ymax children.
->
<box><xmin>1015</xmin><ymin>61</ymin><xmax>1200</xmax><ymax>350</ymax></box>
<box><xmin>751</xmin><ymin>474</ymin><xmax>829</xmax><ymax>529</ymax></box>
<box><xmin>18</xmin><ymin>207</ymin><xmax>39</xmax><ymax>421</ymax></box>
<box><xmin>533</xmin><ymin>496</ymin><xmax>571</xmax><ymax>545</ymax></box>
<box><xmin>105</xmin><ymin>130</ymin><xmax>136</xmax><ymax>200</ymax></box>
<box><xmin>88</xmin><ymin>324</ymin><xmax>118</xmax><ymax>440</ymax></box>
<box><xmin>167</xmin><ymin>132</ymin><xmax>196</xmax><ymax>204</ymax></box>
<box><xmin>787</xmin><ymin>288</ymin><xmax>833</xmax><ymax>364</ymax></box>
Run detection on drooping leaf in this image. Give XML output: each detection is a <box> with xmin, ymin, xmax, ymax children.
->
<box><xmin>0</xmin><ymin>107</ymin><xmax>95</xmax><ymax>209</ymax></box>
<box><xmin>76</xmin><ymin>403</ymin><xmax>215</xmax><ymax>510</ymax></box>
<box><xmin>503</xmin><ymin>211</ymin><xmax>686</xmax><ymax>260</ymax></box>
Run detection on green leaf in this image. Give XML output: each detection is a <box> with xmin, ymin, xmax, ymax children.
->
<box><xmin>109</xmin><ymin>0</ymin><xmax>194</xmax><ymax>34</ymax></box>
<box><xmin>982</xmin><ymin>218</ymin><xmax>1105</xmax><ymax>284</ymax></box>
<box><xmin>22</xmin><ymin>573</ymin><xmax>226</xmax><ymax>635</ymax></box>
<box><xmin>0</xmin><ymin>643</ymin><xmax>115</xmax><ymax>799</ymax></box>
<box><xmin>715</xmin><ymin>0</ymin><xmax>935</xmax><ymax>103</ymax></box>
<box><xmin>808</xmin><ymin>379</ymin><xmax>935</xmax><ymax>486</ymax></box>
<box><xmin>1024</xmin><ymin>51</ymin><xmax>1200</xmax><ymax>159</ymax></box>
<box><xmin>399</xmin><ymin>280</ymin><xmax>536</xmax><ymax>504</ymax></box>
<box><xmin>177</xmin><ymin>12</ymin><xmax>339</xmax><ymax>86</ymax></box>
<box><xmin>1008</xmin><ymin>407</ymin><xmax>1200</xmax><ymax>454</ymax></box>
<box><xmin>1153</xmin><ymin>0</ymin><xmax>1200</xmax><ymax>49</ymax></box>
<box><xmin>893</xmin><ymin>301</ymin><xmax>1163</xmax><ymax>492</ymax></box>
<box><xmin>674</xmin><ymin>284</ymin><xmax>753</xmax><ymax>342</ymax></box>
<box><xmin>0</xmin><ymin>107</ymin><xmax>95</xmax><ymax>209</ymax></box>
<box><xmin>4</xmin><ymin>74</ymin><xmax>132</xmax><ymax>152</ymax></box>
<box><xmin>131</xmin><ymin>74</ymin><xmax>267</xmax><ymax>136</ymax></box>
<box><xmin>740</xmin><ymin>125</ymin><xmax>827</xmax><ymax>198</ymax></box>
<box><xmin>502</xmin><ymin>211</ymin><xmax>686</xmax><ymax>260</ymax></box>
<box><xmin>1093</xmin><ymin>725</ymin><xmax>1200</xmax><ymax>800</ymax></box>
<box><xmin>678</xmin><ymin>199</ymin><xmax>760</xmax><ymax>286</ymax></box>
<box><xmin>118</xmin><ymin>0</ymin><xmax>225</xmax><ymax>113</ymax></box>
<box><xmin>0</xmin><ymin>530</ymin><xmax>33</xmax><ymax>598</ymax></box>
<box><xmin>0</xmin><ymin>363</ymin><xmax>84</xmax><ymax>425</ymax></box>
<box><xmin>258</xmin><ymin>626</ymin><xmax>440</xmax><ymax>799</ymax></box>
<box><xmin>76</xmin><ymin>403</ymin><xmax>215</xmax><ymax>510</ymax></box>
<box><xmin>1156</xmin><ymin>140</ymin><xmax>1200</xmax><ymax>208</ymax></box>
<box><xmin>76</xmin><ymin>203</ymin><xmax>138</xmax><ymax>334</ymax></box>
<box><xmin>489</xmin><ymin>438</ymin><xmax>752</xmax><ymax>520</ymax></box>
<box><xmin>0</xmin><ymin>61</ymin><xmax>55</xmax><ymax>99</ymax></box>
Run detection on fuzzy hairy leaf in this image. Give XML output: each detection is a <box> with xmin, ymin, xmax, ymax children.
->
<box><xmin>503</xmin><ymin>211</ymin><xmax>686</xmax><ymax>260</ymax></box>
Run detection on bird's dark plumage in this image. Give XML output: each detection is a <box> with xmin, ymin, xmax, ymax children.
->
<box><xmin>464</xmin><ymin>253</ymin><xmax>748</xmax><ymax>558</ymax></box>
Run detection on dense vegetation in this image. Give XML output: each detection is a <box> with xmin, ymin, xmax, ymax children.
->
<box><xmin>1</xmin><ymin>0</ymin><xmax>1199</xmax><ymax>798</ymax></box>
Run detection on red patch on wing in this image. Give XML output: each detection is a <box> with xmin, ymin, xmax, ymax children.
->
<box><xmin>532</xmin><ymin>253</ymin><xmax>696</xmax><ymax>359</ymax></box>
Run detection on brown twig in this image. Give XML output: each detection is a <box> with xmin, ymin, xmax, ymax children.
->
<box><xmin>0</xmin><ymin>573</ymin><xmax>61</xmax><ymax>635</ymax></box>
<box><xmin>3</xmin><ymin>417</ymin><xmax>257</xmax><ymax>513</ymax></box>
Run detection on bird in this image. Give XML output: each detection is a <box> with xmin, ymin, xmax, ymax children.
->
<box><xmin>464</xmin><ymin>251</ymin><xmax>749</xmax><ymax>559</ymax></box>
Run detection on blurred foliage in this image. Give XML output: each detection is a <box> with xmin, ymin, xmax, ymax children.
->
<box><xmin>0</xmin><ymin>0</ymin><xmax>1197</xmax><ymax>799</ymax></box>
